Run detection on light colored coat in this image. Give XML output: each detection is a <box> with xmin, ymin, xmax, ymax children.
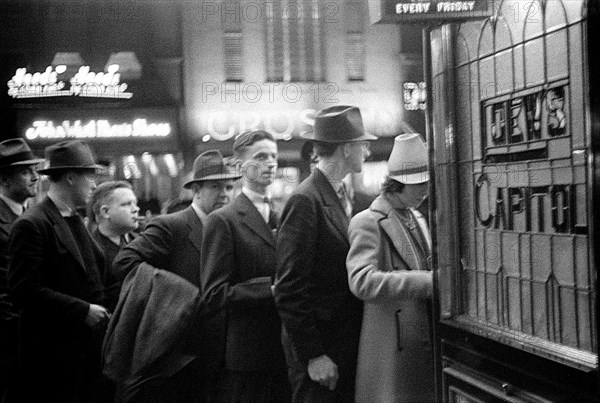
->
<box><xmin>347</xmin><ymin>195</ymin><xmax>434</xmax><ymax>403</ymax></box>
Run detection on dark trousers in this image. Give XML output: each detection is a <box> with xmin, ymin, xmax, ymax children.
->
<box><xmin>219</xmin><ymin>369</ymin><xmax>291</xmax><ymax>403</ymax></box>
<box><xmin>281</xmin><ymin>328</ymin><xmax>358</xmax><ymax>403</ymax></box>
<box><xmin>13</xmin><ymin>342</ymin><xmax>108</xmax><ymax>403</ymax></box>
<box><xmin>129</xmin><ymin>360</ymin><xmax>206</xmax><ymax>403</ymax></box>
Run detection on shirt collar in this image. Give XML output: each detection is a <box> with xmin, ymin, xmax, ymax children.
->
<box><xmin>242</xmin><ymin>186</ymin><xmax>270</xmax><ymax>204</ymax></box>
<box><xmin>0</xmin><ymin>194</ymin><xmax>25</xmax><ymax>216</ymax></box>
<box><xmin>316</xmin><ymin>168</ymin><xmax>345</xmax><ymax>194</ymax></box>
<box><xmin>191</xmin><ymin>202</ymin><xmax>208</xmax><ymax>224</ymax></box>
<box><xmin>47</xmin><ymin>193</ymin><xmax>76</xmax><ymax>217</ymax></box>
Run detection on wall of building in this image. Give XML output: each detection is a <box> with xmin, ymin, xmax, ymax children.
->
<box><xmin>182</xmin><ymin>0</ymin><xmax>405</xmax><ymax>154</ymax></box>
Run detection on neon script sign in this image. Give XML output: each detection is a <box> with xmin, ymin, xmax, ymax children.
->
<box><xmin>25</xmin><ymin>119</ymin><xmax>170</xmax><ymax>140</ymax></box>
<box><xmin>7</xmin><ymin>64</ymin><xmax>132</xmax><ymax>99</ymax></box>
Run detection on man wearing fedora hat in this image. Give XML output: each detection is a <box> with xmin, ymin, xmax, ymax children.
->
<box><xmin>7</xmin><ymin>140</ymin><xmax>111</xmax><ymax>403</ymax></box>
<box><xmin>201</xmin><ymin>130</ymin><xmax>290</xmax><ymax>402</ymax></box>
<box><xmin>0</xmin><ymin>139</ymin><xmax>44</xmax><ymax>291</ymax></box>
<box><xmin>274</xmin><ymin>105</ymin><xmax>376</xmax><ymax>402</ymax></box>
<box><xmin>0</xmin><ymin>138</ymin><xmax>44</xmax><ymax>401</ymax></box>
<box><xmin>113</xmin><ymin>149</ymin><xmax>241</xmax><ymax>403</ymax></box>
<box><xmin>346</xmin><ymin>133</ymin><xmax>434</xmax><ymax>403</ymax></box>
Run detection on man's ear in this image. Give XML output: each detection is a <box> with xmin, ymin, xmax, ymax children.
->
<box><xmin>342</xmin><ymin>143</ymin><xmax>352</xmax><ymax>158</ymax></box>
<box><xmin>65</xmin><ymin>172</ymin><xmax>76</xmax><ymax>185</ymax></box>
<box><xmin>99</xmin><ymin>205</ymin><xmax>110</xmax><ymax>219</ymax></box>
<box><xmin>190</xmin><ymin>183</ymin><xmax>202</xmax><ymax>195</ymax></box>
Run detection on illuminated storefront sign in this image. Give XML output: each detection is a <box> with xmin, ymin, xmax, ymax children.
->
<box><xmin>369</xmin><ymin>0</ymin><xmax>492</xmax><ymax>23</ymax></box>
<box><xmin>24</xmin><ymin>119</ymin><xmax>171</xmax><ymax>140</ymax></box>
<box><xmin>403</xmin><ymin>82</ymin><xmax>426</xmax><ymax>111</ymax></box>
<box><xmin>200</xmin><ymin>107</ymin><xmax>399</xmax><ymax>141</ymax></box>
<box><xmin>7</xmin><ymin>64</ymin><xmax>132</xmax><ymax>99</ymax></box>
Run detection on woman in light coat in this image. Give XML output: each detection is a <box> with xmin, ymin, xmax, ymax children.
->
<box><xmin>347</xmin><ymin>133</ymin><xmax>434</xmax><ymax>403</ymax></box>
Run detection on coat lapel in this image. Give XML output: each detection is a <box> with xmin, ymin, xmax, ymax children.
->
<box><xmin>313</xmin><ymin>169</ymin><xmax>349</xmax><ymax>243</ymax></box>
<box><xmin>0</xmin><ymin>199</ymin><xmax>18</xmax><ymax>238</ymax></box>
<box><xmin>184</xmin><ymin>207</ymin><xmax>203</xmax><ymax>255</ymax></box>
<box><xmin>43</xmin><ymin>197</ymin><xmax>87</xmax><ymax>273</ymax></box>
<box><xmin>371</xmin><ymin>196</ymin><xmax>424</xmax><ymax>272</ymax></box>
<box><xmin>237</xmin><ymin>193</ymin><xmax>275</xmax><ymax>247</ymax></box>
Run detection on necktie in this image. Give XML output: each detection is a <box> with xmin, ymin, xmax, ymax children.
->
<box><xmin>263</xmin><ymin>196</ymin><xmax>273</xmax><ymax>224</ymax></box>
<box><xmin>337</xmin><ymin>183</ymin><xmax>352</xmax><ymax>219</ymax></box>
<box><xmin>264</xmin><ymin>196</ymin><xmax>278</xmax><ymax>230</ymax></box>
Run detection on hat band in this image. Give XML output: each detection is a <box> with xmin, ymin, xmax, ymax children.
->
<box><xmin>193</xmin><ymin>164</ymin><xmax>229</xmax><ymax>180</ymax></box>
<box><xmin>0</xmin><ymin>151</ymin><xmax>38</xmax><ymax>166</ymax></box>
<box><xmin>389</xmin><ymin>165</ymin><xmax>428</xmax><ymax>176</ymax></box>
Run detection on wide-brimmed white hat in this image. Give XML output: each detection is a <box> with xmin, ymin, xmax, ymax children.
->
<box><xmin>388</xmin><ymin>133</ymin><xmax>429</xmax><ymax>184</ymax></box>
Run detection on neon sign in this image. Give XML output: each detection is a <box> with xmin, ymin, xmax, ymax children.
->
<box><xmin>7</xmin><ymin>64</ymin><xmax>132</xmax><ymax>99</ymax></box>
<box><xmin>201</xmin><ymin>107</ymin><xmax>398</xmax><ymax>141</ymax></box>
<box><xmin>403</xmin><ymin>82</ymin><xmax>427</xmax><ymax>111</ymax></box>
<box><xmin>25</xmin><ymin>119</ymin><xmax>170</xmax><ymax>140</ymax></box>
<box><xmin>369</xmin><ymin>0</ymin><xmax>492</xmax><ymax>23</ymax></box>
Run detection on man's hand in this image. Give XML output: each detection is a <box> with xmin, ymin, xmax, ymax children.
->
<box><xmin>84</xmin><ymin>304</ymin><xmax>110</xmax><ymax>328</ymax></box>
<box><xmin>307</xmin><ymin>355</ymin><xmax>339</xmax><ymax>391</ymax></box>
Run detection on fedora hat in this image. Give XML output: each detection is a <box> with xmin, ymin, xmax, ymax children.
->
<box><xmin>388</xmin><ymin>133</ymin><xmax>429</xmax><ymax>184</ymax></box>
<box><xmin>0</xmin><ymin>138</ymin><xmax>44</xmax><ymax>170</ymax></box>
<box><xmin>183</xmin><ymin>150</ymin><xmax>242</xmax><ymax>189</ymax></box>
<box><xmin>301</xmin><ymin>105</ymin><xmax>377</xmax><ymax>143</ymax></box>
<box><xmin>37</xmin><ymin>140</ymin><xmax>104</xmax><ymax>174</ymax></box>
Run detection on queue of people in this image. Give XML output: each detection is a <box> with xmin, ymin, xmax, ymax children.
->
<box><xmin>0</xmin><ymin>104</ymin><xmax>435</xmax><ymax>403</ymax></box>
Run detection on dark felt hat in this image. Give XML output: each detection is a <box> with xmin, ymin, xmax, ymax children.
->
<box><xmin>0</xmin><ymin>138</ymin><xmax>44</xmax><ymax>170</ymax></box>
<box><xmin>37</xmin><ymin>140</ymin><xmax>103</xmax><ymax>174</ymax></box>
<box><xmin>183</xmin><ymin>150</ymin><xmax>242</xmax><ymax>189</ymax></box>
<box><xmin>301</xmin><ymin>105</ymin><xmax>377</xmax><ymax>143</ymax></box>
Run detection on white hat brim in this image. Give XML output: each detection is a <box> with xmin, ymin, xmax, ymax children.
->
<box><xmin>389</xmin><ymin>171</ymin><xmax>430</xmax><ymax>185</ymax></box>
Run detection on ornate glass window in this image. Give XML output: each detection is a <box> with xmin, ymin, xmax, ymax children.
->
<box><xmin>434</xmin><ymin>0</ymin><xmax>595</xmax><ymax>370</ymax></box>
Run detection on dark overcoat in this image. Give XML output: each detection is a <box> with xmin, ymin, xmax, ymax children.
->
<box><xmin>8</xmin><ymin>196</ymin><xmax>106</xmax><ymax>402</ymax></box>
<box><xmin>274</xmin><ymin>168</ymin><xmax>363</xmax><ymax>401</ymax></box>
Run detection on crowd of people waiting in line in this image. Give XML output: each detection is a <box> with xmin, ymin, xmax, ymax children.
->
<box><xmin>0</xmin><ymin>105</ymin><xmax>434</xmax><ymax>403</ymax></box>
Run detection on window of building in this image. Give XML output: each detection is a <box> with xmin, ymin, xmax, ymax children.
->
<box><xmin>434</xmin><ymin>0</ymin><xmax>595</xmax><ymax>368</ymax></box>
<box><xmin>346</xmin><ymin>32</ymin><xmax>365</xmax><ymax>81</ymax></box>
<box><xmin>265</xmin><ymin>0</ymin><xmax>324</xmax><ymax>82</ymax></box>
<box><xmin>344</xmin><ymin>1</ymin><xmax>365</xmax><ymax>82</ymax></box>
<box><xmin>224</xmin><ymin>31</ymin><xmax>243</xmax><ymax>82</ymax></box>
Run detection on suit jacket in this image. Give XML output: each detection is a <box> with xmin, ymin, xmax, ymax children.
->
<box><xmin>8</xmin><ymin>196</ymin><xmax>106</xmax><ymax>348</ymax></box>
<box><xmin>113</xmin><ymin>207</ymin><xmax>203</xmax><ymax>286</ymax></box>
<box><xmin>0</xmin><ymin>198</ymin><xmax>19</xmax><ymax>294</ymax></box>
<box><xmin>346</xmin><ymin>195</ymin><xmax>433</xmax><ymax>402</ymax></box>
<box><xmin>201</xmin><ymin>193</ymin><xmax>285</xmax><ymax>372</ymax></box>
<box><xmin>274</xmin><ymin>169</ymin><xmax>363</xmax><ymax>368</ymax></box>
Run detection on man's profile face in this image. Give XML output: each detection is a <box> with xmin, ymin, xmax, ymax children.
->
<box><xmin>346</xmin><ymin>141</ymin><xmax>371</xmax><ymax>174</ymax></box>
<box><xmin>71</xmin><ymin>170</ymin><xmax>97</xmax><ymax>207</ymax></box>
<box><xmin>196</xmin><ymin>179</ymin><xmax>236</xmax><ymax>214</ymax></box>
<box><xmin>1</xmin><ymin>165</ymin><xmax>40</xmax><ymax>202</ymax></box>
<box><xmin>102</xmin><ymin>187</ymin><xmax>139</xmax><ymax>233</ymax></box>
<box><xmin>240</xmin><ymin>139</ymin><xmax>278</xmax><ymax>188</ymax></box>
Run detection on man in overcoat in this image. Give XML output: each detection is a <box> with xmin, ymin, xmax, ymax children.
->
<box><xmin>113</xmin><ymin>149</ymin><xmax>240</xmax><ymax>403</ymax></box>
<box><xmin>346</xmin><ymin>133</ymin><xmax>434</xmax><ymax>403</ymax></box>
<box><xmin>0</xmin><ymin>138</ymin><xmax>44</xmax><ymax>401</ymax></box>
<box><xmin>201</xmin><ymin>131</ymin><xmax>289</xmax><ymax>402</ymax></box>
<box><xmin>8</xmin><ymin>140</ymin><xmax>110</xmax><ymax>403</ymax></box>
<box><xmin>274</xmin><ymin>105</ymin><xmax>375</xmax><ymax>402</ymax></box>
